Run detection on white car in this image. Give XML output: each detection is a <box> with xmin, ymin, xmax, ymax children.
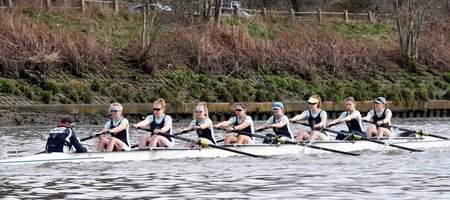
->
<box><xmin>131</xmin><ymin>3</ymin><xmax>172</xmax><ymax>13</ymax></box>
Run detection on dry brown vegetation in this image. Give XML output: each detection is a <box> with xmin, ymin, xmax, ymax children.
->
<box><xmin>129</xmin><ymin>21</ymin><xmax>386</xmax><ymax>80</ymax></box>
<box><xmin>0</xmin><ymin>12</ymin><xmax>114</xmax><ymax>77</ymax></box>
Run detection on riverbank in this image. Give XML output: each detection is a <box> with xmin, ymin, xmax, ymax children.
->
<box><xmin>1</xmin><ymin>100</ymin><xmax>449</xmax><ymax>126</ymax></box>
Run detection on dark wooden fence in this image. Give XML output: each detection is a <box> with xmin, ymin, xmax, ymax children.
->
<box><xmin>0</xmin><ymin>0</ymin><xmax>393</xmax><ymax>23</ymax></box>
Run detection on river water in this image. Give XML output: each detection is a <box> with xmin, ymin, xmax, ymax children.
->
<box><xmin>0</xmin><ymin>118</ymin><xmax>449</xmax><ymax>199</ymax></box>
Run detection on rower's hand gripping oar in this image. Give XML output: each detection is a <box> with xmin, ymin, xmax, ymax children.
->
<box><xmin>222</xmin><ymin>127</ymin><xmax>359</xmax><ymax>156</ymax></box>
<box><xmin>132</xmin><ymin>127</ymin><xmax>192</xmax><ymax>149</ymax></box>
<box><xmin>363</xmin><ymin>120</ymin><xmax>450</xmax><ymax>140</ymax></box>
<box><xmin>311</xmin><ymin>122</ymin><xmax>424</xmax><ymax>152</ymax></box>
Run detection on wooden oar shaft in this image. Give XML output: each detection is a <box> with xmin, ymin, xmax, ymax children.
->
<box><xmin>322</xmin><ymin>127</ymin><xmax>423</xmax><ymax>152</ymax></box>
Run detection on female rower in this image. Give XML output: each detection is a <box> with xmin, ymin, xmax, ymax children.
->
<box><xmin>256</xmin><ymin>102</ymin><xmax>294</xmax><ymax>143</ymax></box>
<box><xmin>213</xmin><ymin>102</ymin><xmax>255</xmax><ymax>145</ymax></box>
<box><xmin>328</xmin><ymin>97</ymin><xmax>366</xmax><ymax>140</ymax></box>
<box><xmin>95</xmin><ymin>103</ymin><xmax>131</xmax><ymax>152</ymax></box>
<box><xmin>362</xmin><ymin>97</ymin><xmax>393</xmax><ymax>138</ymax></box>
<box><xmin>133</xmin><ymin>98</ymin><xmax>174</xmax><ymax>149</ymax></box>
<box><xmin>289</xmin><ymin>95</ymin><xmax>328</xmax><ymax>142</ymax></box>
<box><xmin>178</xmin><ymin>102</ymin><xmax>217</xmax><ymax>147</ymax></box>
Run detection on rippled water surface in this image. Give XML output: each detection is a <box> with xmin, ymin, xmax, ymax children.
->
<box><xmin>0</xmin><ymin>118</ymin><xmax>449</xmax><ymax>199</ymax></box>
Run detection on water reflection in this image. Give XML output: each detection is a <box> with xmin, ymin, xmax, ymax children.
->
<box><xmin>0</xmin><ymin>118</ymin><xmax>449</xmax><ymax>199</ymax></box>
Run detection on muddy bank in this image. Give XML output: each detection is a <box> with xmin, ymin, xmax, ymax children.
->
<box><xmin>0</xmin><ymin>110</ymin><xmax>146</xmax><ymax>127</ymax></box>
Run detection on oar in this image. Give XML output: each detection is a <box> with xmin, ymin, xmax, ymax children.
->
<box><xmin>364</xmin><ymin>120</ymin><xmax>450</xmax><ymax>140</ymax></box>
<box><xmin>156</xmin><ymin>133</ymin><xmax>265</xmax><ymax>158</ymax></box>
<box><xmin>222</xmin><ymin>127</ymin><xmax>360</xmax><ymax>156</ymax></box>
<box><xmin>319</xmin><ymin>126</ymin><xmax>424</xmax><ymax>152</ymax></box>
<box><xmin>131</xmin><ymin>128</ymin><xmax>192</xmax><ymax>149</ymax></box>
<box><xmin>36</xmin><ymin>132</ymin><xmax>104</xmax><ymax>154</ymax></box>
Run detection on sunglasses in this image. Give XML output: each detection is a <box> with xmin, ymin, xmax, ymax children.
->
<box><xmin>235</xmin><ymin>109</ymin><xmax>243</xmax><ymax>112</ymax></box>
<box><xmin>110</xmin><ymin>109</ymin><xmax>119</xmax><ymax>113</ymax></box>
<box><xmin>272</xmin><ymin>108</ymin><xmax>280</xmax><ymax>111</ymax></box>
<box><xmin>195</xmin><ymin>109</ymin><xmax>203</xmax><ymax>113</ymax></box>
<box><xmin>153</xmin><ymin>108</ymin><xmax>161</xmax><ymax>111</ymax></box>
<box><xmin>307</xmin><ymin>102</ymin><xmax>317</xmax><ymax>105</ymax></box>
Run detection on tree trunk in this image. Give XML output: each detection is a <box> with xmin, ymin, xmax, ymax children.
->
<box><xmin>214</xmin><ymin>0</ymin><xmax>223</xmax><ymax>26</ymax></box>
<box><xmin>394</xmin><ymin>0</ymin><xmax>405</xmax><ymax>58</ymax></box>
<box><xmin>141</xmin><ymin>0</ymin><xmax>148</xmax><ymax>52</ymax></box>
<box><xmin>290</xmin><ymin>0</ymin><xmax>301</xmax><ymax>12</ymax></box>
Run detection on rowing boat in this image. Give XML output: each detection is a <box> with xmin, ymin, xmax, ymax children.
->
<box><xmin>1</xmin><ymin>135</ymin><xmax>448</xmax><ymax>164</ymax></box>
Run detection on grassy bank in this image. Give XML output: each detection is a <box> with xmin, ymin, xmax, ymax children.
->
<box><xmin>0</xmin><ymin>5</ymin><xmax>449</xmax><ymax>106</ymax></box>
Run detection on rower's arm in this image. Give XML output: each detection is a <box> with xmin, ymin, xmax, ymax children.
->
<box><xmin>214</xmin><ymin>120</ymin><xmax>233</xmax><ymax>128</ymax></box>
<box><xmin>272</xmin><ymin>116</ymin><xmax>288</xmax><ymax>128</ymax></box>
<box><xmin>235</xmin><ymin>120</ymin><xmax>250</xmax><ymax>131</ymax></box>
<box><xmin>133</xmin><ymin>118</ymin><xmax>151</xmax><ymax>128</ymax></box>
<box><xmin>257</xmin><ymin>122</ymin><xmax>269</xmax><ymax>130</ymax></box>
<box><xmin>110</xmin><ymin>122</ymin><xmax>127</xmax><ymax>134</ymax></box>
<box><xmin>159</xmin><ymin>117</ymin><xmax>172</xmax><ymax>133</ymax></box>
<box><xmin>383</xmin><ymin>109</ymin><xmax>393</xmax><ymax>124</ymax></box>
<box><xmin>179</xmin><ymin>124</ymin><xmax>194</xmax><ymax>133</ymax></box>
<box><xmin>289</xmin><ymin>113</ymin><xmax>305</xmax><ymax>122</ymax></box>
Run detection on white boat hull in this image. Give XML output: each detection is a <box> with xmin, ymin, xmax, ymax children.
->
<box><xmin>1</xmin><ymin>136</ymin><xmax>449</xmax><ymax>164</ymax></box>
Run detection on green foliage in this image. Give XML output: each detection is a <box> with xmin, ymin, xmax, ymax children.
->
<box><xmin>0</xmin><ymin>79</ymin><xmax>15</xmax><ymax>94</ymax></box>
<box><xmin>443</xmin><ymin>72</ymin><xmax>450</xmax><ymax>83</ymax></box>
<box><xmin>433</xmin><ymin>79</ymin><xmax>448</xmax><ymax>90</ymax></box>
<box><xmin>91</xmin><ymin>78</ymin><xmax>103</xmax><ymax>92</ymax></box>
<box><xmin>331</xmin><ymin>21</ymin><xmax>388</xmax><ymax>38</ymax></box>
<box><xmin>60</xmin><ymin>97</ymin><xmax>70</xmax><ymax>104</ymax></box>
<box><xmin>246</xmin><ymin>20</ymin><xmax>277</xmax><ymax>39</ymax></box>
<box><xmin>134</xmin><ymin>90</ymin><xmax>149</xmax><ymax>103</ymax></box>
<box><xmin>41</xmin><ymin>91</ymin><xmax>53</xmax><ymax>104</ymax></box>
<box><xmin>41</xmin><ymin>80</ymin><xmax>62</xmax><ymax>93</ymax></box>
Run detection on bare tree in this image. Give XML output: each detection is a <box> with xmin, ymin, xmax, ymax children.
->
<box><xmin>214</xmin><ymin>0</ymin><xmax>223</xmax><ymax>26</ymax></box>
<box><xmin>394</xmin><ymin>0</ymin><xmax>432</xmax><ymax>68</ymax></box>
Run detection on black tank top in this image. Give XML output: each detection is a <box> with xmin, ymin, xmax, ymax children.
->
<box><xmin>150</xmin><ymin>115</ymin><xmax>172</xmax><ymax>142</ymax></box>
<box><xmin>345</xmin><ymin>112</ymin><xmax>364</xmax><ymax>132</ymax></box>
<box><xmin>234</xmin><ymin>115</ymin><xmax>252</xmax><ymax>138</ymax></box>
<box><xmin>308</xmin><ymin>110</ymin><xmax>323</xmax><ymax>129</ymax></box>
<box><xmin>109</xmin><ymin>118</ymin><xmax>129</xmax><ymax>146</ymax></box>
<box><xmin>272</xmin><ymin>115</ymin><xmax>292</xmax><ymax>139</ymax></box>
<box><xmin>195</xmin><ymin>119</ymin><xmax>216</xmax><ymax>144</ymax></box>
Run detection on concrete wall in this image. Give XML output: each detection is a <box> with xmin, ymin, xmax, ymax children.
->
<box><xmin>1</xmin><ymin>100</ymin><xmax>449</xmax><ymax>120</ymax></box>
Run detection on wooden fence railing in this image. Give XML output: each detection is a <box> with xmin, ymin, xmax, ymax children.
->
<box><xmin>0</xmin><ymin>0</ymin><xmax>394</xmax><ymax>23</ymax></box>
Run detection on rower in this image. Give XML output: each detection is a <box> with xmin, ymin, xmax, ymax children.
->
<box><xmin>213</xmin><ymin>102</ymin><xmax>255</xmax><ymax>145</ymax></box>
<box><xmin>95</xmin><ymin>103</ymin><xmax>131</xmax><ymax>152</ymax></box>
<box><xmin>177</xmin><ymin>102</ymin><xmax>217</xmax><ymax>147</ymax></box>
<box><xmin>46</xmin><ymin>117</ymin><xmax>87</xmax><ymax>153</ymax></box>
<box><xmin>289</xmin><ymin>95</ymin><xmax>328</xmax><ymax>142</ymax></box>
<box><xmin>133</xmin><ymin>98</ymin><xmax>174</xmax><ymax>149</ymax></box>
<box><xmin>257</xmin><ymin>102</ymin><xmax>294</xmax><ymax>143</ymax></box>
<box><xmin>362</xmin><ymin>97</ymin><xmax>394</xmax><ymax>138</ymax></box>
<box><xmin>328</xmin><ymin>96</ymin><xmax>367</xmax><ymax>140</ymax></box>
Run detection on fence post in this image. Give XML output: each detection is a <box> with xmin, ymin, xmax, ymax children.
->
<box><xmin>344</xmin><ymin>10</ymin><xmax>349</xmax><ymax>23</ymax></box>
<box><xmin>81</xmin><ymin>0</ymin><xmax>86</xmax><ymax>13</ymax></box>
<box><xmin>368</xmin><ymin>11</ymin><xmax>374</xmax><ymax>23</ymax></box>
<box><xmin>7</xmin><ymin>0</ymin><xmax>13</xmax><ymax>9</ymax></box>
<box><xmin>317</xmin><ymin>9</ymin><xmax>323</xmax><ymax>24</ymax></box>
<box><xmin>262</xmin><ymin>7</ymin><xmax>267</xmax><ymax>22</ymax></box>
<box><xmin>232</xmin><ymin>4</ymin><xmax>240</xmax><ymax>18</ymax></box>
<box><xmin>290</xmin><ymin>8</ymin><xmax>295</xmax><ymax>20</ymax></box>
<box><xmin>114</xmin><ymin>0</ymin><xmax>119</xmax><ymax>15</ymax></box>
